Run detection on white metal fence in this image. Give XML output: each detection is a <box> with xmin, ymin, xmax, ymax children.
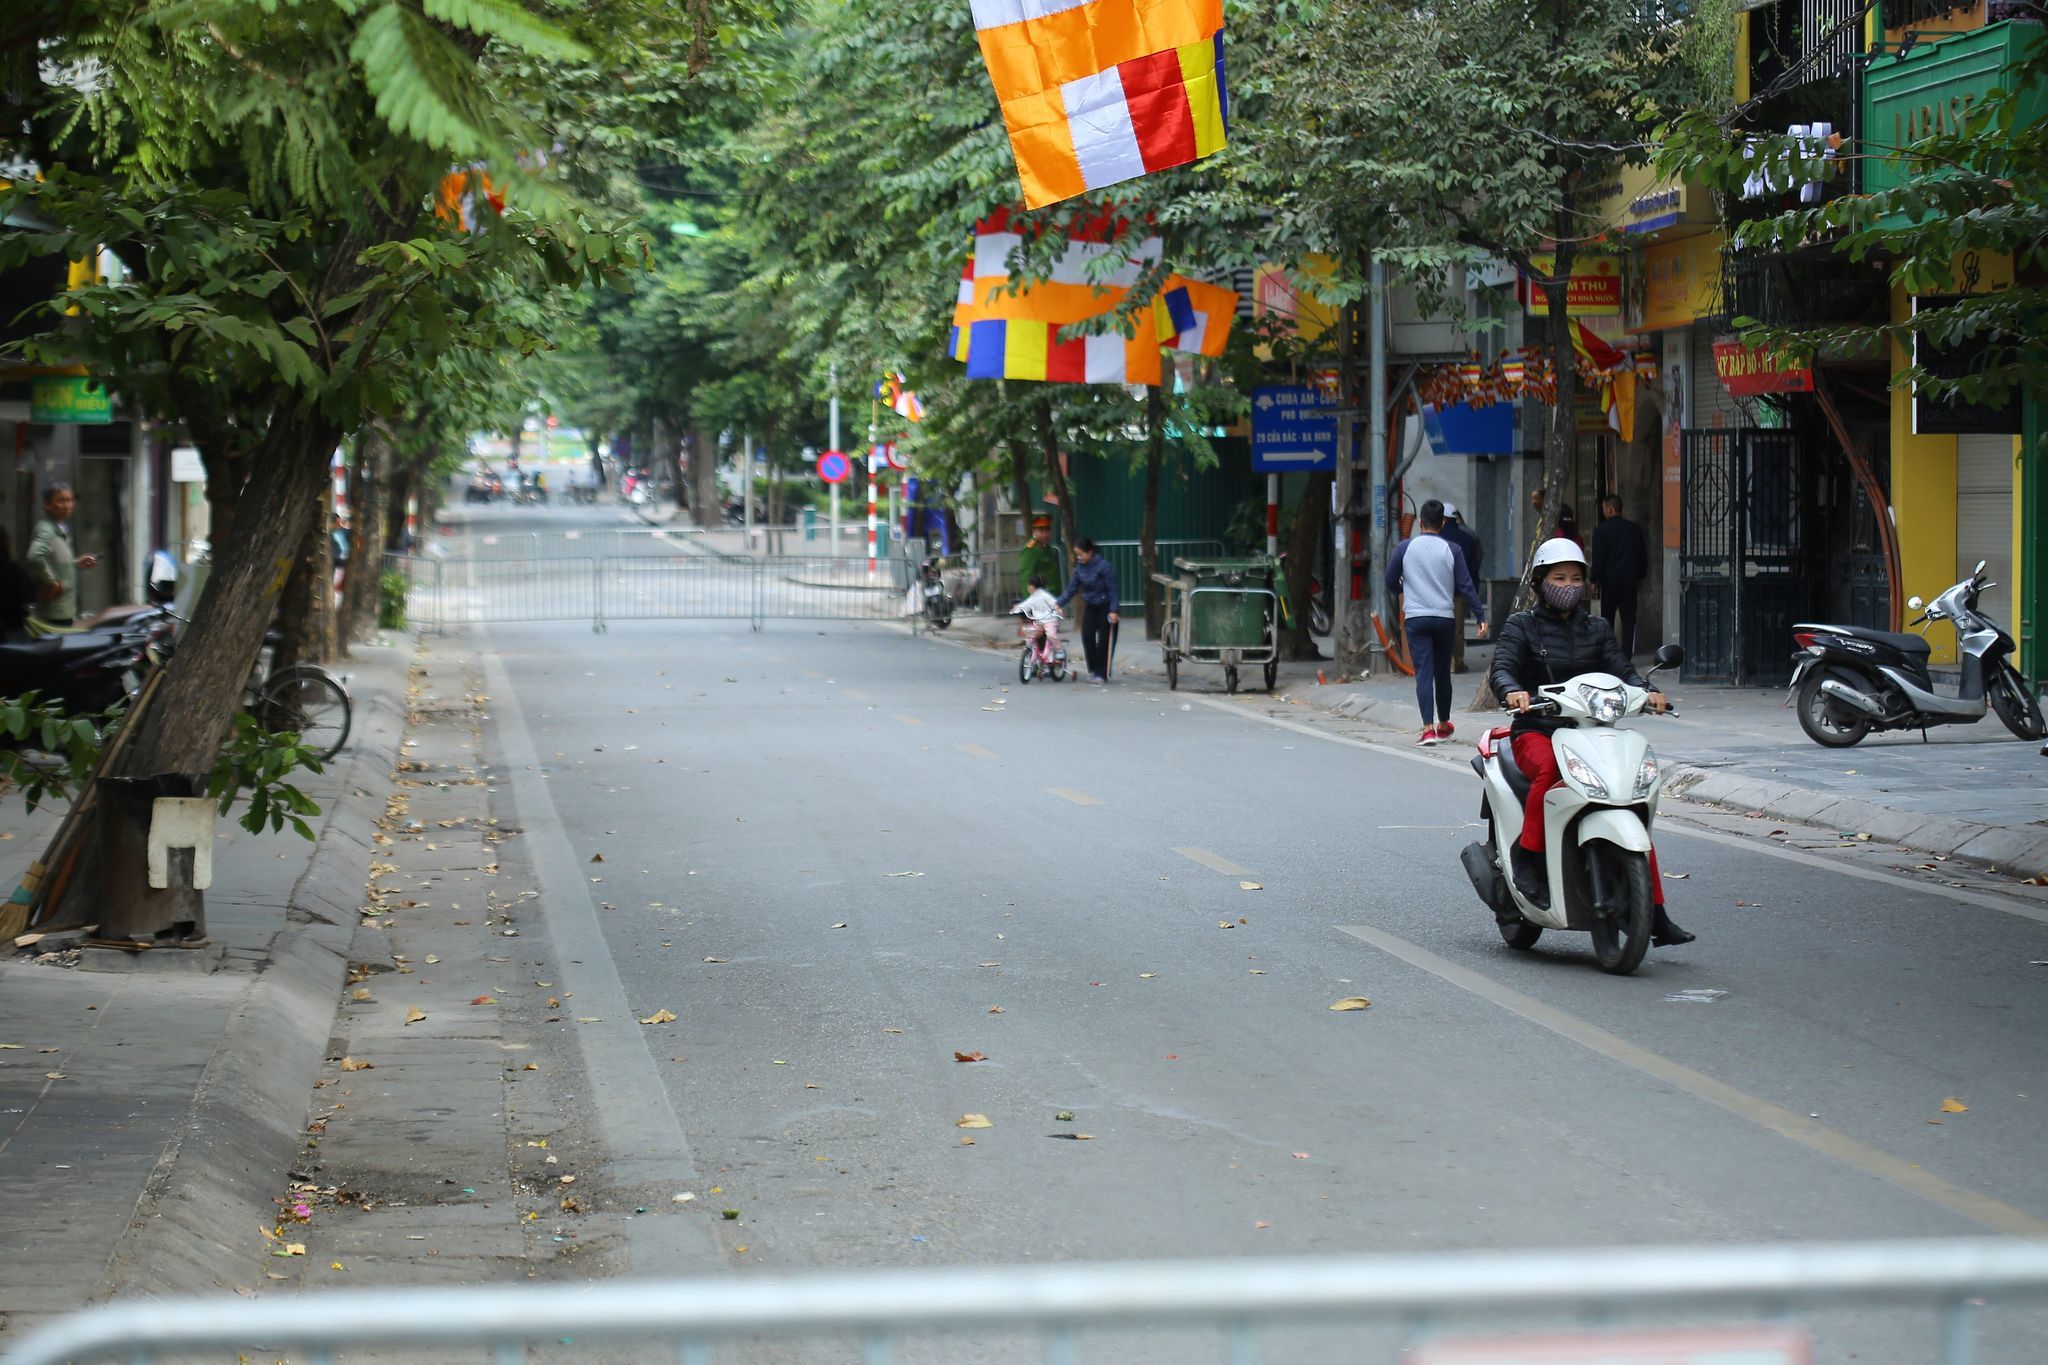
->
<box><xmin>7</xmin><ymin>1239</ymin><xmax>2047</xmax><ymax>1364</ymax></box>
<box><xmin>385</xmin><ymin>551</ymin><xmax>913</xmax><ymax>633</ymax></box>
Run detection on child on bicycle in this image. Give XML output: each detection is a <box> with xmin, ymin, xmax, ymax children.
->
<box><xmin>1012</xmin><ymin>574</ymin><xmax>1064</xmax><ymax>661</ymax></box>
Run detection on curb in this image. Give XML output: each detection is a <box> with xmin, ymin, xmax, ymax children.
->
<box><xmin>98</xmin><ymin>640</ymin><xmax>412</xmax><ymax>1303</ymax></box>
<box><xmin>923</xmin><ymin>614</ymin><xmax>2048</xmax><ymax>881</ymax></box>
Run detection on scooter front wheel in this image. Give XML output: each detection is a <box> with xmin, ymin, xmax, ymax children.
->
<box><xmin>1587</xmin><ymin>845</ymin><xmax>1654</xmax><ymax>975</ymax></box>
<box><xmin>1795</xmin><ymin>671</ymin><xmax>1871</xmax><ymax>748</ymax></box>
<box><xmin>1990</xmin><ymin>665</ymin><xmax>2046</xmax><ymax>741</ymax></box>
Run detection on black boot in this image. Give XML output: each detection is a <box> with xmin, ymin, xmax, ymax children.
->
<box><xmin>1510</xmin><ymin>844</ymin><xmax>1550</xmax><ymax>909</ymax></box>
<box><xmin>1651</xmin><ymin>905</ymin><xmax>1695</xmax><ymax>947</ymax></box>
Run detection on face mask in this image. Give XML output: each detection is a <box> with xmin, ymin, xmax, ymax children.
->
<box><xmin>1540</xmin><ymin>580</ymin><xmax>1586</xmax><ymax>612</ymax></box>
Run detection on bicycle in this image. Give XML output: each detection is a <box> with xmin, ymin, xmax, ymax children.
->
<box><xmin>151</xmin><ymin>620</ymin><xmax>353</xmax><ymax>762</ymax></box>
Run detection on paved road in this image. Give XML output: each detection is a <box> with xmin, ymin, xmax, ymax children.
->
<box><xmin>451</xmin><ymin>504</ymin><xmax>2048</xmax><ymax>1361</ymax></box>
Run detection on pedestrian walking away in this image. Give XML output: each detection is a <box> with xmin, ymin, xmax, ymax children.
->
<box><xmin>1055</xmin><ymin>537</ymin><xmax>1119</xmax><ymax>683</ymax></box>
<box><xmin>1441</xmin><ymin>503</ymin><xmax>1485</xmax><ymax>673</ymax></box>
<box><xmin>27</xmin><ymin>482</ymin><xmax>99</xmax><ymax>627</ymax></box>
<box><xmin>1589</xmin><ymin>493</ymin><xmax>1649</xmax><ymax>656</ymax></box>
<box><xmin>1385</xmin><ymin>500</ymin><xmax>1486</xmax><ymax>745</ymax></box>
<box><xmin>1490</xmin><ymin>536</ymin><xmax>1692</xmax><ymax>946</ymax></box>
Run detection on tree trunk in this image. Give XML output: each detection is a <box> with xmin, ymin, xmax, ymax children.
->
<box><xmin>342</xmin><ymin>430</ymin><xmax>389</xmax><ymax>645</ymax></box>
<box><xmin>385</xmin><ymin>462</ymin><xmax>417</xmax><ymax>553</ymax></box>
<box><xmin>272</xmin><ymin>495</ymin><xmax>336</xmax><ymax>672</ymax></box>
<box><xmin>1141</xmin><ymin>385</ymin><xmax>1166</xmax><ymax>640</ymax></box>
<box><xmin>1038</xmin><ymin>396</ymin><xmax>1077</xmax><ymax>569</ymax></box>
<box><xmin>690</xmin><ymin>427</ymin><xmax>719</xmax><ymax>528</ymax></box>
<box><xmin>1282</xmin><ymin>471</ymin><xmax>1333</xmax><ymax>661</ymax></box>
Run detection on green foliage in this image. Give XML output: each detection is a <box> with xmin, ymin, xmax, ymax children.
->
<box><xmin>208</xmin><ymin>713</ymin><xmax>326</xmax><ymax>840</ymax></box>
<box><xmin>379</xmin><ymin>569</ymin><xmax>412</xmax><ymax>629</ymax></box>
<box><xmin>0</xmin><ymin>695</ymin><xmax>110</xmax><ymax>815</ymax></box>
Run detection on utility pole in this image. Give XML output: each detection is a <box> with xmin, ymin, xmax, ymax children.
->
<box><xmin>1366</xmin><ymin>255</ymin><xmax>1389</xmax><ymax>676</ymax></box>
<box><xmin>1333</xmin><ymin>304</ymin><xmax>1354</xmax><ymax>668</ymax></box>
<box><xmin>828</xmin><ymin>363</ymin><xmax>841</xmax><ymax>557</ymax></box>
<box><xmin>742</xmin><ymin>432</ymin><xmax>755</xmax><ymax>553</ymax></box>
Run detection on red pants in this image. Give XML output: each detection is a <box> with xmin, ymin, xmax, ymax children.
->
<box><xmin>1510</xmin><ymin>731</ymin><xmax>1664</xmax><ymax>904</ymax></box>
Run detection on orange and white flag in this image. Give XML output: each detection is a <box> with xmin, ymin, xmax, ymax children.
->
<box><xmin>972</xmin><ymin>0</ymin><xmax>1228</xmax><ymax>210</ymax></box>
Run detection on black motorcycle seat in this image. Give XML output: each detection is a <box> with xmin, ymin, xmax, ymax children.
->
<box><xmin>1833</xmin><ymin>624</ymin><xmax>1932</xmax><ymax>657</ymax></box>
<box><xmin>0</xmin><ymin>634</ymin><xmax>119</xmax><ymax>662</ymax></box>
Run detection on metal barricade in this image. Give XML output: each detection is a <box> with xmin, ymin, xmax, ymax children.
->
<box><xmin>8</xmin><ymin>1239</ymin><xmax>2048</xmax><ymax>1364</ymax></box>
<box><xmin>757</xmin><ymin>554</ymin><xmax>910</xmax><ymax>624</ymax></box>
<box><xmin>423</xmin><ymin>555</ymin><xmax>600</xmax><ymax>629</ymax></box>
<box><xmin>596</xmin><ymin>553</ymin><xmax>759</xmax><ymax>628</ymax></box>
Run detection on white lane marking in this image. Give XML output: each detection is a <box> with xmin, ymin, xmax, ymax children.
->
<box><xmin>1173</xmin><ymin>846</ymin><xmax>1252</xmax><ymax>877</ymax></box>
<box><xmin>1336</xmin><ymin>922</ymin><xmax>2048</xmax><ymax>1238</ymax></box>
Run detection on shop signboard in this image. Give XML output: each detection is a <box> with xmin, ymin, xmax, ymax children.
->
<box><xmin>1863</xmin><ymin>21</ymin><xmax>2046</xmax><ymax>200</ymax></box>
<box><xmin>29</xmin><ymin>375</ymin><xmax>111</xmax><ymax>423</ymax></box>
<box><xmin>1518</xmin><ymin>255</ymin><xmax>1621</xmax><ymax>317</ymax></box>
<box><xmin>1712</xmin><ymin>341</ymin><xmax>1813</xmax><ymax>398</ymax></box>
<box><xmin>1629</xmin><ymin>232</ymin><xmax>1724</xmax><ymax>333</ymax></box>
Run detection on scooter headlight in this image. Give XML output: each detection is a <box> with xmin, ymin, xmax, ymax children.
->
<box><xmin>1561</xmin><ymin>749</ymin><xmax>1610</xmax><ymax>799</ymax></box>
<box><xmin>1579</xmin><ymin>684</ymin><xmax>1627</xmax><ymax>723</ymax></box>
<box><xmin>1633</xmin><ymin>753</ymin><xmax>1660</xmax><ymax>798</ymax></box>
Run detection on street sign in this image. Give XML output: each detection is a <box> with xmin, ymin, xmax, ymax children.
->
<box><xmin>1251</xmin><ymin>384</ymin><xmax>1337</xmax><ymax>472</ymax></box>
<box><xmin>1410</xmin><ymin>1325</ymin><xmax>1809</xmax><ymax>1364</ymax></box>
<box><xmin>30</xmin><ymin>375</ymin><xmax>112</xmax><ymax>424</ymax></box>
<box><xmin>884</xmin><ymin>442</ymin><xmax>908</xmax><ymax>471</ymax></box>
<box><xmin>817</xmin><ymin>449</ymin><xmax>851</xmax><ymax>484</ymax></box>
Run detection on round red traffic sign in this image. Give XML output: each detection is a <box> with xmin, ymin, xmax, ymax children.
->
<box><xmin>817</xmin><ymin>449</ymin><xmax>850</xmax><ymax>484</ymax></box>
<box><xmin>879</xmin><ymin>442</ymin><xmax>908</xmax><ymax>471</ymax></box>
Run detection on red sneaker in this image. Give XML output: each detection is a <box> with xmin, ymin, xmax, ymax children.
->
<box><xmin>1415</xmin><ymin>726</ymin><xmax>1441</xmax><ymax>746</ymax></box>
<box><xmin>1436</xmin><ymin>720</ymin><xmax>1456</xmax><ymax>740</ymax></box>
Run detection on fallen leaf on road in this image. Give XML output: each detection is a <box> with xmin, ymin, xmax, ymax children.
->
<box><xmin>831</xmin><ymin>923</ymin><xmax>848</xmax><ymax>929</ymax></box>
<box><xmin>339</xmin><ymin>1057</ymin><xmax>374</xmax><ymax>1072</ymax></box>
<box><xmin>977</xmin><ymin>961</ymin><xmax>1002</xmax><ymax>968</ymax></box>
<box><xmin>1249</xmin><ymin>969</ymin><xmax>1265</xmax><ymax>975</ymax></box>
<box><xmin>1139</xmin><ymin>973</ymin><xmax>1157</xmax><ymax>979</ymax></box>
<box><xmin>576</xmin><ymin>1017</ymin><xmax>602</xmax><ymax>1023</ymax></box>
<box><xmin>1050</xmin><ymin>1133</ymin><xmax>1093</xmax><ymax>1141</ymax></box>
<box><xmin>1055</xmin><ymin>1111</ymin><xmax>1075</xmax><ymax>1122</ymax></box>
<box><xmin>888</xmin><ymin>871</ymin><xmax>925</xmax><ymax>878</ymax></box>
<box><xmin>590</xmin><ymin>854</ymin><xmax>604</xmax><ymax>863</ymax></box>
<box><xmin>883</xmin><ymin>1027</ymin><xmax>904</xmax><ymax>1034</ymax></box>
<box><xmin>1293</xmin><ymin>1152</ymin><xmax>1310</xmax><ymax>1159</ymax></box>
<box><xmin>331</xmin><ymin>1262</ymin><xmax>345</xmax><ymax>1271</ymax></box>
<box><xmin>641</xmin><ymin>1009</ymin><xmax>678</xmax><ymax>1025</ymax></box>
<box><xmin>1328</xmin><ymin>997</ymin><xmax>1372</xmax><ymax>1012</ymax></box>
<box><xmin>44</xmin><ymin>1071</ymin><xmax>65</xmax><ymax>1080</ymax></box>
<box><xmin>560</xmin><ymin>1196</ymin><xmax>583</xmax><ymax>1213</ymax></box>
<box><xmin>1239</xmin><ymin>881</ymin><xmax>1262</xmax><ymax>891</ymax></box>
<box><xmin>988</xmin><ymin>1006</ymin><xmax>1005</xmax><ymax>1014</ymax></box>
<box><xmin>351</xmin><ymin>988</ymin><xmax>374</xmax><ymax>1002</ymax></box>
<box><xmin>960</xmin><ymin>1136</ymin><xmax>975</xmax><ymax>1145</ymax></box>
<box><xmin>703</xmin><ymin>957</ymin><xmax>729</xmax><ymax>964</ymax></box>
<box><xmin>0</xmin><ymin>1044</ymin><xmax>23</xmax><ymax>1050</ymax></box>
<box><xmin>957</xmin><ymin>1114</ymin><xmax>993</xmax><ymax>1129</ymax></box>
<box><xmin>546</xmin><ymin>997</ymin><xmax>560</xmax><ymax>1008</ymax></box>
<box><xmin>1940</xmin><ymin>1097</ymin><xmax>1969</xmax><ymax>1114</ymax></box>
<box><xmin>2024</xmin><ymin>876</ymin><xmax>2048</xmax><ymax>886</ymax></box>
<box><xmin>1255</xmin><ymin>1221</ymin><xmax>1270</xmax><ymax>1230</ymax></box>
<box><xmin>954</xmin><ymin>1051</ymin><xmax>987</xmax><ymax>1063</ymax></box>
<box><xmin>1662</xmin><ymin>872</ymin><xmax>1690</xmax><ymax>880</ymax></box>
<box><xmin>284</xmin><ymin>1243</ymin><xmax>306</xmax><ymax>1256</ymax></box>
<box><xmin>405</xmin><ymin>1008</ymin><xmax>427</xmax><ymax>1025</ymax></box>
<box><xmin>523</xmin><ymin>1063</ymin><xmax>538</xmax><ymax>1071</ymax></box>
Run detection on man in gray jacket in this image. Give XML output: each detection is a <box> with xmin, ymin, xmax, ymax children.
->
<box><xmin>1385</xmin><ymin>499</ymin><xmax>1487</xmax><ymax>745</ymax></box>
<box><xmin>27</xmin><ymin>484</ymin><xmax>98</xmax><ymax>627</ymax></box>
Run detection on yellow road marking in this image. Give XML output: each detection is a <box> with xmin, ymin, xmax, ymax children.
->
<box><xmin>1336</xmin><ymin>923</ymin><xmax>2048</xmax><ymax>1238</ymax></box>
<box><xmin>958</xmin><ymin>744</ymin><xmax>1000</xmax><ymax>760</ymax></box>
<box><xmin>891</xmin><ymin>713</ymin><xmax>924</xmax><ymax>727</ymax></box>
<box><xmin>1173</xmin><ymin>846</ymin><xmax>1252</xmax><ymax>877</ymax></box>
<box><xmin>1048</xmin><ymin>787</ymin><xmax>1102</xmax><ymax>807</ymax></box>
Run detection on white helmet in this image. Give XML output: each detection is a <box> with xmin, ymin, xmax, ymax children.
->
<box><xmin>1530</xmin><ymin>536</ymin><xmax>1588</xmax><ymax>575</ymax></box>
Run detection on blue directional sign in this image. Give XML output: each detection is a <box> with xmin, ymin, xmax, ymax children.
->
<box><xmin>1250</xmin><ymin>385</ymin><xmax>1338</xmax><ymax>472</ymax></box>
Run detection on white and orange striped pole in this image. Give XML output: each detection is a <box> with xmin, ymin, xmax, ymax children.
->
<box><xmin>866</xmin><ymin>411</ymin><xmax>880</xmax><ymax>578</ymax></box>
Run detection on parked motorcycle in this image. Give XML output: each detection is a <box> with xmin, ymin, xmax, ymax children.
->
<box><xmin>917</xmin><ymin>556</ymin><xmax>953</xmax><ymax>630</ymax></box>
<box><xmin>1788</xmin><ymin>561</ymin><xmax>2044</xmax><ymax>748</ymax></box>
<box><xmin>1460</xmin><ymin>644</ymin><xmax>1684</xmax><ymax>976</ymax></box>
<box><xmin>0</xmin><ymin>628</ymin><xmax>151</xmax><ymax>720</ymax></box>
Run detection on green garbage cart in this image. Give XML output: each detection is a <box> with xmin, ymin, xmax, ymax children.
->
<box><xmin>1150</xmin><ymin>555</ymin><xmax>1281</xmax><ymax>694</ymax></box>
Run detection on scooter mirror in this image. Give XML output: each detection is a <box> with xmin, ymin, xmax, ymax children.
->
<box><xmin>1974</xmin><ymin>560</ymin><xmax>1988</xmax><ymax>577</ymax></box>
<box><xmin>1653</xmin><ymin>643</ymin><xmax>1684</xmax><ymax>670</ymax></box>
<box><xmin>1907</xmin><ymin>595</ymin><xmax>1924</xmax><ymax>610</ymax></box>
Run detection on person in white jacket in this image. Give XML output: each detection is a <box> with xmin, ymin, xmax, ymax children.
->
<box><xmin>1011</xmin><ymin>575</ymin><xmax>1065</xmax><ymax>662</ymax></box>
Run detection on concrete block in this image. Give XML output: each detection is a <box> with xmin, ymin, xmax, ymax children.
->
<box><xmin>1951</xmin><ymin>826</ymin><xmax>2048</xmax><ymax>877</ymax></box>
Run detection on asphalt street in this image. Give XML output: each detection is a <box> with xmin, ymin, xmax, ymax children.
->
<box><xmin>446</xmin><ymin>502</ymin><xmax>2048</xmax><ymax>1361</ymax></box>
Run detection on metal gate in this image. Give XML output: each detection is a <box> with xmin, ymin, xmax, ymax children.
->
<box><xmin>1679</xmin><ymin>428</ymin><xmax>1804</xmax><ymax>685</ymax></box>
<box><xmin>385</xmin><ymin>552</ymin><xmax>911</xmax><ymax>633</ymax></box>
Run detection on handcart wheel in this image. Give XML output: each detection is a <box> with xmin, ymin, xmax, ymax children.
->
<box><xmin>1164</xmin><ymin>620</ymin><xmax>1181</xmax><ymax>691</ymax></box>
<box><xmin>1263</xmin><ymin>660</ymin><xmax>1277</xmax><ymax>692</ymax></box>
<box><xmin>1225</xmin><ymin>664</ymin><xmax>1239</xmax><ymax>694</ymax></box>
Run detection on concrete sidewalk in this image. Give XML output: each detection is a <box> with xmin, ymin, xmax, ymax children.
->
<box><xmin>0</xmin><ymin>639</ymin><xmax>409</xmax><ymax>1338</ymax></box>
<box><xmin>938</xmin><ymin>611</ymin><xmax>2048</xmax><ymax>880</ymax></box>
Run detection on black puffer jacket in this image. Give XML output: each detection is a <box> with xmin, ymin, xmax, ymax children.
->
<box><xmin>1489</xmin><ymin>603</ymin><xmax>1647</xmax><ymax>735</ymax></box>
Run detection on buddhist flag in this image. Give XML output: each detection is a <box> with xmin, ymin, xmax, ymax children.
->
<box><xmin>1571</xmin><ymin>321</ymin><xmax>1638</xmax><ymax>443</ymax></box>
<box><xmin>972</xmin><ymin>0</ymin><xmax>1228</xmax><ymax>210</ymax></box>
<box><xmin>949</xmin><ymin>207</ymin><xmax>1166</xmax><ymax>386</ymax></box>
<box><xmin>1153</xmin><ymin>275</ymin><xmax>1235</xmax><ymax>357</ymax></box>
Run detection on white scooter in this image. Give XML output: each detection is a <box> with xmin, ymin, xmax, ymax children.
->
<box><xmin>1459</xmin><ymin>644</ymin><xmax>1683</xmax><ymax>976</ymax></box>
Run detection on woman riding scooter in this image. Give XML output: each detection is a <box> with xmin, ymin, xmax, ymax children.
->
<box><xmin>1489</xmin><ymin>537</ymin><xmax>1694</xmax><ymax>947</ymax></box>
